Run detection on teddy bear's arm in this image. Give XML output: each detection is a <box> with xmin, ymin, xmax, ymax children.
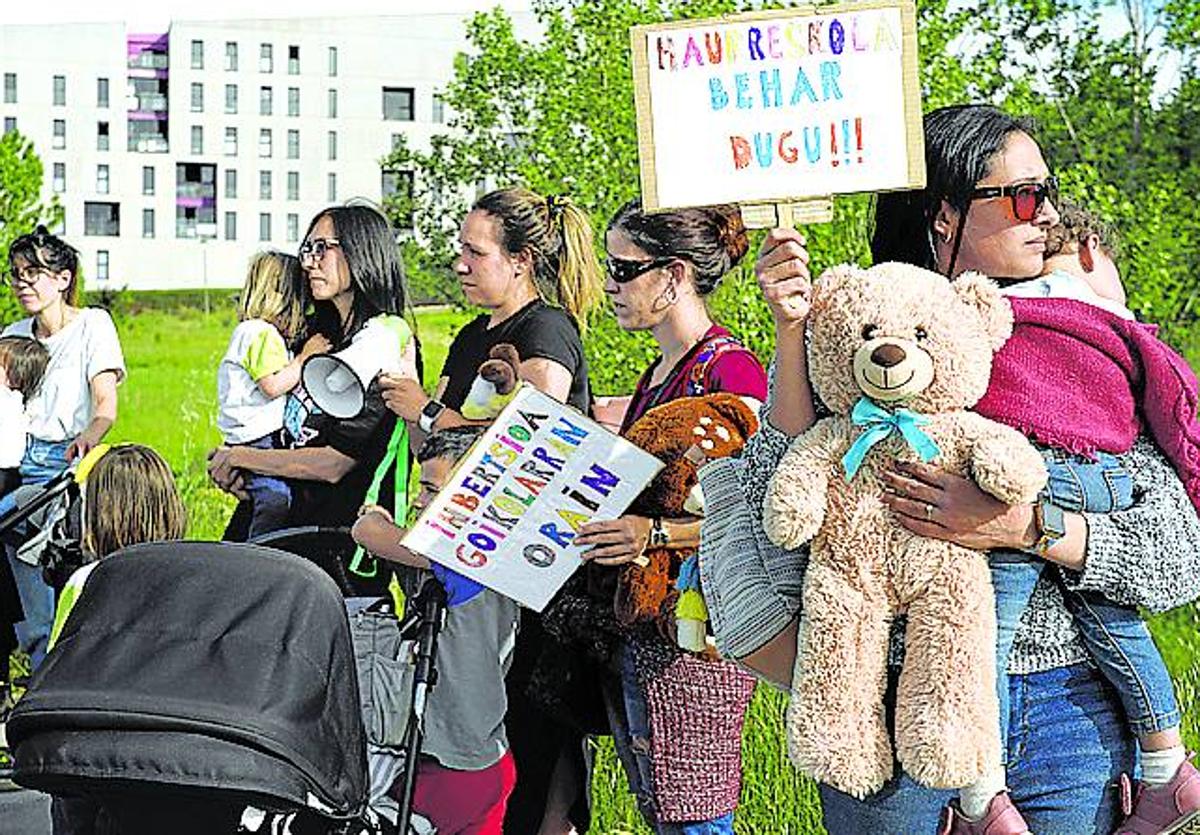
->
<box><xmin>762</xmin><ymin>418</ymin><xmax>846</xmax><ymax>550</ymax></box>
<box><xmin>963</xmin><ymin>413</ymin><xmax>1049</xmax><ymax>506</ymax></box>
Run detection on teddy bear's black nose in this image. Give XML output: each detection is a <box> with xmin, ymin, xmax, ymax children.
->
<box><xmin>871</xmin><ymin>343</ymin><xmax>907</xmax><ymax>368</ymax></box>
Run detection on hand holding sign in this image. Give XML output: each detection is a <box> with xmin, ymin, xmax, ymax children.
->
<box><xmin>755</xmin><ymin>228</ymin><xmax>813</xmax><ymax>328</ymax></box>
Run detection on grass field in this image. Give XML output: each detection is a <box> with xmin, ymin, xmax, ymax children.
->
<box><xmin>107</xmin><ymin>308</ymin><xmax>1199</xmax><ymax>834</ymax></box>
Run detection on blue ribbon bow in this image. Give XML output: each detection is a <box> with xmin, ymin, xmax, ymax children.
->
<box><xmin>841</xmin><ymin>397</ymin><xmax>941</xmax><ymax>481</ymax></box>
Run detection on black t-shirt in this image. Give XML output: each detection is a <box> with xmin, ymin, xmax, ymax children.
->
<box><xmin>440</xmin><ymin>300</ymin><xmax>590</xmax><ymax>414</ymax></box>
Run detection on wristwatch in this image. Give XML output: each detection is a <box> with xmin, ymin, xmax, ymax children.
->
<box><xmin>648</xmin><ymin>518</ymin><xmax>670</xmax><ymax>548</ymax></box>
<box><xmin>418</xmin><ymin>398</ymin><xmax>446</xmax><ymax>434</ymax></box>
<box><xmin>1027</xmin><ymin>497</ymin><xmax>1066</xmax><ymax>556</ymax></box>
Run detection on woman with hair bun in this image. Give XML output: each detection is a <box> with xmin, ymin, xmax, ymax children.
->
<box><xmin>574</xmin><ymin>200</ymin><xmax>767</xmax><ymax>834</ymax></box>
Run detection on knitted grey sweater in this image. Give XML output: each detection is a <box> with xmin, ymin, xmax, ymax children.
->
<box><xmin>698</xmin><ymin>386</ymin><xmax>1200</xmax><ymax>675</ymax></box>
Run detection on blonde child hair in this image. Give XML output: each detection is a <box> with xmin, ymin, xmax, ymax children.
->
<box><xmin>84</xmin><ymin>444</ymin><xmax>187</xmax><ymax>559</ymax></box>
<box><xmin>237</xmin><ymin>251</ymin><xmax>308</xmax><ymax>342</ymax></box>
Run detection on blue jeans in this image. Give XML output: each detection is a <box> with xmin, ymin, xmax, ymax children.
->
<box><xmin>992</xmin><ymin>449</ymin><xmax>1178</xmax><ymax>747</ymax></box>
<box><xmin>241</xmin><ymin>434</ymin><xmax>292</xmax><ymax>541</ymax></box>
<box><xmin>820</xmin><ymin>663</ymin><xmax>1134</xmax><ymax>835</ymax></box>
<box><xmin>0</xmin><ymin>437</ymin><xmax>70</xmax><ymax>669</ymax></box>
<box><xmin>604</xmin><ymin>644</ymin><xmax>736</xmax><ymax>835</ymax></box>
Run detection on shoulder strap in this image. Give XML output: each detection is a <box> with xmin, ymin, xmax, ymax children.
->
<box><xmin>684</xmin><ymin>335</ymin><xmax>746</xmax><ymax>397</ymax></box>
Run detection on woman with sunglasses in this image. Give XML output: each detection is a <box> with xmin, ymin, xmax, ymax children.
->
<box><xmin>696</xmin><ymin>103</ymin><xmax>1200</xmax><ymax>835</ymax></box>
<box><xmin>208</xmin><ymin>204</ymin><xmax>418</xmax><ymax>600</ymax></box>
<box><xmin>1</xmin><ymin>226</ymin><xmax>125</xmax><ymax>670</ymax></box>
<box><xmin>573</xmin><ymin>200</ymin><xmax>767</xmax><ymax>835</ymax></box>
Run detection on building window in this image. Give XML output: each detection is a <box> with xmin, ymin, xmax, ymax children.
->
<box><xmin>287</xmin><ymin>129</ymin><xmax>299</xmax><ymax>159</ymax></box>
<box><xmin>191</xmin><ymin>125</ymin><xmax>204</xmax><ymax>155</ymax></box>
<box><xmin>287</xmin><ymin>171</ymin><xmax>299</xmax><ymax>200</ymax></box>
<box><xmin>3</xmin><ymin>73</ymin><xmax>15</xmax><ymax>104</ymax></box>
<box><xmin>143</xmin><ymin>166</ymin><xmax>155</xmax><ymax>195</ymax></box>
<box><xmin>224</xmin><ymin>168</ymin><xmax>237</xmax><ymax>198</ymax></box>
<box><xmin>259</xmin><ymin>213</ymin><xmax>271</xmax><ymax>242</ymax></box>
<box><xmin>391</xmin><ymin>133</ymin><xmax>403</xmax><ymax>150</ymax></box>
<box><xmin>327</xmin><ymin>89</ymin><xmax>337</xmax><ymax>118</ymax></box>
<box><xmin>287</xmin><ymin>87</ymin><xmax>299</xmax><ymax>117</ymax></box>
<box><xmin>260</xmin><ymin>86</ymin><xmax>272</xmax><ymax>116</ymax></box>
<box><xmin>382</xmin><ymin>87</ymin><xmax>414</xmax><ymax>121</ymax></box>
<box><xmin>432</xmin><ymin>94</ymin><xmax>445</xmax><ymax>123</ymax></box>
<box><xmin>225</xmin><ymin>41</ymin><xmax>239</xmax><ymax>71</ymax></box>
<box><xmin>96</xmin><ymin>164</ymin><xmax>110</xmax><ymax>194</ymax></box>
<box><xmin>260</xmin><ymin>43</ymin><xmax>273</xmax><ymax>73</ymax></box>
<box><xmin>225</xmin><ymin>211</ymin><xmax>237</xmax><ymax>240</ymax></box>
<box><xmin>175</xmin><ymin>162</ymin><xmax>217</xmax><ymax>238</ymax></box>
<box><xmin>2</xmin><ymin>117</ymin><xmax>14</xmax><ymax>134</ymax></box>
<box><xmin>97</xmin><ymin>78</ymin><xmax>109</xmax><ymax>108</ymax></box>
<box><xmin>52</xmin><ymin>162</ymin><xmax>66</xmax><ymax>193</ymax></box>
<box><xmin>287</xmin><ymin>212</ymin><xmax>299</xmax><ymax>242</ymax></box>
<box><xmin>224</xmin><ymin>127</ymin><xmax>238</xmax><ymax>156</ymax></box>
<box><xmin>288</xmin><ymin>45</ymin><xmax>300</xmax><ymax>75</ymax></box>
<box><xmin>327</xmin><ymin>131</ymin><xmax>337</xmax><ymax>161</ymax></box>
<box><xmin>97</xmin><ymin>251</ymin><xmax>109</xmax><ymax>281</ymax></box>
<box><xmin>224</xmin><ymin>84</ymin><xmax>238</xmax><ymax>114</ymax></box>
<box><xmin>52</xmin><ymin>119</ymin><xmax>66</xmax><ymax>149</ymax></box>
<box><xmin>53</xmin><ymin>75</ymin><xmax>66</xmax><ymax>106</ymax></box>
<box><xmin>84</xmin><ymin>202</ymin><xmax>120</xmax><ymax>236</ymax></box>
<box><xmin>327</xmin><ymin>173</ymin><xmax>337</xmax><ymax>202</ymax></box>
<box><xmin>259</xmin><ymin>170</ymin><xmax>272</xmax><ymax>200</ymax></box>
<box><xmin>191</xmin><ymin>82</ymin><xmax>204</xmax><ymax>113</ymax></box>
<box><xmin>143</xmin><ymin>208</ymin><xmax>155</xmax><ymax>238</ymax></box>
<box><xmin>328</xmin><ymin>46</ymin><xmax>338</xmax><ymax>77</ymax></box>
<box><xmin>382</xmin><ymin>169</ymin><xmax>414</xmax><ymax>227</ymax></box>
<box><xmin>191</xmin><ymin>39</ymin><xmax>204</xmax><ymax>70</ymax></box>
<box><xmin>97</xmin><ymin>121</ymin><xmax>110</xmax><ymax>151</ymax></box>
<box><xmin>259</xmin><ymin>128</ymin><xmax>272</xmax><ymax>158</ymax></box>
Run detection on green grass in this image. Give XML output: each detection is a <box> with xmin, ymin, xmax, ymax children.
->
<box><xmin>103</xmin><ymin>308</ymin><xmax>1200</xmax><ymax>834</ymax></box>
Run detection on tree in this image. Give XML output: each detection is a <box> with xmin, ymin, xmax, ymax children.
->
<box><xmin>0</xmin><ymin>130</ymin><xmax>63</xmax><ymax>323</ymax></box>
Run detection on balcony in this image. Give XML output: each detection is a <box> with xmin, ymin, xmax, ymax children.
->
<box><xmin>128</xmin><ymin>52</ymin><xmax>169</xmax><ymax>70</ymax></box>
<box><xmin>176</xmin><ymin>182</ymin><xmax>216</xmax><ymax>199</ymax></box>
<box><xmin>129</xmin><ymin>93</ymin><xmax>168</xmax><ymax>112</ymax></box>
<box><xmin>129</xmin><ymin>135</ymin><xmax>169</xmax><ymax>153</ymax></box>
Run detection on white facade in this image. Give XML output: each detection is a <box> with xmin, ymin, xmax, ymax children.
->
<box><xmin>0</xmin><ymin>14</ymin><xmax>481</xmax><ymax>291</ymax></box>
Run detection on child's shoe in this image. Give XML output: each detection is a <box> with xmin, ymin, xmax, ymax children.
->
<box><xmin>1117</xmin><ymin>755</ymin><xmax>1200</xmax><ymax>835</ymax></box>
<box><xmin>938</xmin><ymin>792</ymin><xmax>1031</xmax><ymax>835</ymax></box>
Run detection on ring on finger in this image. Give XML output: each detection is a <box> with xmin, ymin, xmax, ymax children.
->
<box><xmin>924</xmin><ymin>503</ymin><xmax>935</xmax><ymax>520</ymax></box>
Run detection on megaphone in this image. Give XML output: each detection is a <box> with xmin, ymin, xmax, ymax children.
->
<box><xmin>301</xmin><ymin>315</ymin><xmax>412</xmax><ymax>419</ymax></box>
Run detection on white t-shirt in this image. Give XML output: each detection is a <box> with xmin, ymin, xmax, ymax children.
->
<box><xmin>217</xmin><ymin>319</ymin><xmax>290</xmax><ymax>444</ymax></box>
<box><xmin>1003</xmin><ymin>269</ymin><xmax>1135</xmax><ymax>320</ymax></box>
<box><xmin>0</xmin><ymin>387</ymin><xmax>27</xmax><ymax>467</ymax></box>
<box><xmin>2</xmin><ymin>309</ymin><xmax>126</xmax><ymax>442</ymax></box>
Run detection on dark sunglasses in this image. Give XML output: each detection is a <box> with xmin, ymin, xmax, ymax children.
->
<box><xmin>605</xmin><ymin>255</ymin><xmax>677</xmax><ymax>285</ymax></box>
<box><xmin>298</xmin><ymin>237</ymin><xmax>341</xmax><ymax>261</ymax></box>
<box><xmin>970</xmin><ymin>176</ymin><xmax>1058</xmax><ymax>222</ymax></box>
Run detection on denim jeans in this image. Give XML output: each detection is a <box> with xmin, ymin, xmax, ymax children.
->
<box><xmin>604</xmin><ymin>644</ymin><xmax>736</xmax><ymax>835</ymax></box>
<box><xmin>991</xmin><ymin>448</ymin><xmax>1178</xmax><ymax>747</ymax></box>
<box><xmin>820</xmin><ymin>663</ymin><xmax>1134</xmax><ymax>835</ymax></box>
<box><xmin>1</xmin><ymin>437</ymin><xmax>70</xmax><ymax>669</ymax></box>
<box><xmin>240</xmin><ymin>435</ymin><xmax>291</xmax><ymax>541</ymax></box>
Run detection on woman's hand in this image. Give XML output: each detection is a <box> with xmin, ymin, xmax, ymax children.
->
<box><xmin>378</xmin><ymin>373</ymin><xmax>428</xmax><ymax>423</ymax></box>
<box><xmin>207</xmin><ymin>446</ymin><xmax>249</xmax><ymax>500</ymax></box>
<box><xmin>299</xmin><ymin>333</ymin><xmax>332</xmax><ymax>360</ymax></box>
<box><xmin>755</xmin><ymin>228</ymin><xmax>813</xmax><ymax>330</ymax></box>
<box><xmin>67</xmin><ymin>427</ymin><xmax>104</xmax><ymax>462</ymax></box>
<box><xmin>880</xmin><ymin>460</ymin><xmax>1038</xmax><ymax>551</ymax></box>
<box><xmin>575</xmin><ymin>515</ymin><xmax>653</xmax><ymax>566</ymax></box>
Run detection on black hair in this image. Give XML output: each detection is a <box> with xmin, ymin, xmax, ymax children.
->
<box><xmin>871</xmin><ymin>105</ymin><xmax>1035</xmax><ymax>272</ymax></box>
<box><xmin>417</xmin><ymin>425</ymin><xmax>487</xmax><ymax>465</ymax></box>
<box><xmin>607</xmin><ymin>200</ymin><xmax>749</xmax><ymax>295</ymax></box>
<box><xmin>8</xmin><ymin>225</ymin><xmax>82</xmax><ymax>305</ymax></box>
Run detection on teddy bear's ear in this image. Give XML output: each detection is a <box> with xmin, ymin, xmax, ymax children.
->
<box><xmin>952</xmin><ymin>271</ymin><xmax>1013</xmax><ymax>351</ymax></box>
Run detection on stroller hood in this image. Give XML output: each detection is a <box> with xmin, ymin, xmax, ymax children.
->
<box><xmin>8</xmin><ymin>540</ymin><xmax>368</xmax><ymax>819</ymax></box>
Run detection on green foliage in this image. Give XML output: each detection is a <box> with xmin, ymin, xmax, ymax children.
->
<box><xmin>0</xmin><ymin>130</ymin><xmax>63</xmax><ymax>324</ymax></box>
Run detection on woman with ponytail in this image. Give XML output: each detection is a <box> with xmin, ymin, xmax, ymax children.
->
<box><xmin>379</xmin><ymin>186</ymin><xmax>604</xmax><ymax>835</ymax></box>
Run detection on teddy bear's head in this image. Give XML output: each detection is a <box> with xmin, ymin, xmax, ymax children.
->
<box><xmin>460</xmin><ymin>343</ymin><xmax>522</xmax><ymax>420</ymax></box>
<box><xmin>805</xmin><ymin>262</ymin><xmax>1013</xmax><ymax>415</ymax></box>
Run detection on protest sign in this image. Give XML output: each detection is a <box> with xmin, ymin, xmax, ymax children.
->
<box><xmin>630</xmin><ymin>0</ymin><xmax>924</xmax><ymax>224</ymax></box>
<box><xmin>401</xmin><ymin>385</ymin><xmax>663</xmax><ymax>611</ymax></box>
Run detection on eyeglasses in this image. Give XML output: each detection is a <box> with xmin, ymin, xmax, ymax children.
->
<box><xmin>604</xmin><ymin>255</ymin><xmax>677</xmax><ymax>285</ymax></box>
<box><xmin>299</xmin><ymin>237</ymin><xmax>341</xmax><ymax>262</ymax></box>
<box><xmin>8</xmin><ymin>266</ymin><xmax>50</xmax><ymax>290</ymax></box>
<box><xmin>970</xmin><ymin>176</ymin><xmax>1058</xmax><ymax>222</ymax></box>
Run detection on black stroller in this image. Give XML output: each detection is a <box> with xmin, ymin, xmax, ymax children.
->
<box><xmin>6</xmin><ymin>540</ymin><xmax>380</xmax><ymax>835</ymax></box>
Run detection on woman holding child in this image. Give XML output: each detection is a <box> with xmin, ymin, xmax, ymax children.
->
<box><xmin>698</xmin><ymin>103</ymin><xmax>1200</xmax><ymax>834</ymax></box>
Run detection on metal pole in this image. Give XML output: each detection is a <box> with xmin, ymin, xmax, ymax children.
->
<box><xmin>202</xmin><ymin>237</ymin><xmax>210</xmax><ymax>316</ymax></box>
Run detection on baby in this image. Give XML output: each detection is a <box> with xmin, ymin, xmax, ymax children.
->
<box><xmin>0</xmin><ymin>336</ymin><xmax>50</xmax><ymax>499</ymax></box>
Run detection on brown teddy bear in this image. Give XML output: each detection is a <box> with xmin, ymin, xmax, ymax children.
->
<box><xmin>617</xmin><ymin>393</ymin><xmax>758</xmax><ymax>652</ymax></box>
<box><xmin>460</xmin><ymin>343</ymin><xmax>522</xmax><ymax>420</ymax></box>
<box><xmin>763</xmin><ymin>263</ymin><xmax>1048</xmax><ymax>798</ymax></box>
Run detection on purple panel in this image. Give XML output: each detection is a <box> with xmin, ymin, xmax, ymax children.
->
<box><xmin>127</xmin><ymin>112</ymin><xmax>169</xmax><ymax>122</ymax></box>
<box><xmin>175</xmin><ymin>196</ymin><xmax>205</xmax><ymax>208</ymax></box>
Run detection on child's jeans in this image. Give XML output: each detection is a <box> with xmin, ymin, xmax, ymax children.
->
<box><xmin>992</xmin><ymin>448</ymin><xmax>1180</xmax><ymax>756</ymax></box>
<box><xmin>240</xmin><ymin>434</ymin><xmax>291</xmax><ymax>541</ymax></box>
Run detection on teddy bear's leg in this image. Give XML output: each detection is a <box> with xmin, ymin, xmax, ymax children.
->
<box><xmin>893</xmin><ymin>541</ymin><xmax>1001</xmax><ymax>790</ymax></box>
<box><xmin>787</xmin><ymin>561</ymin><xmax>894</xmax><ymax>799</ymax></box>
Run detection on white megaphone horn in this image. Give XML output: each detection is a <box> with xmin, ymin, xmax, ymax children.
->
<box><xmin>301</xmin><ymin>315</ymin><xmax>412</xmax><ymax>419</ymax></box>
